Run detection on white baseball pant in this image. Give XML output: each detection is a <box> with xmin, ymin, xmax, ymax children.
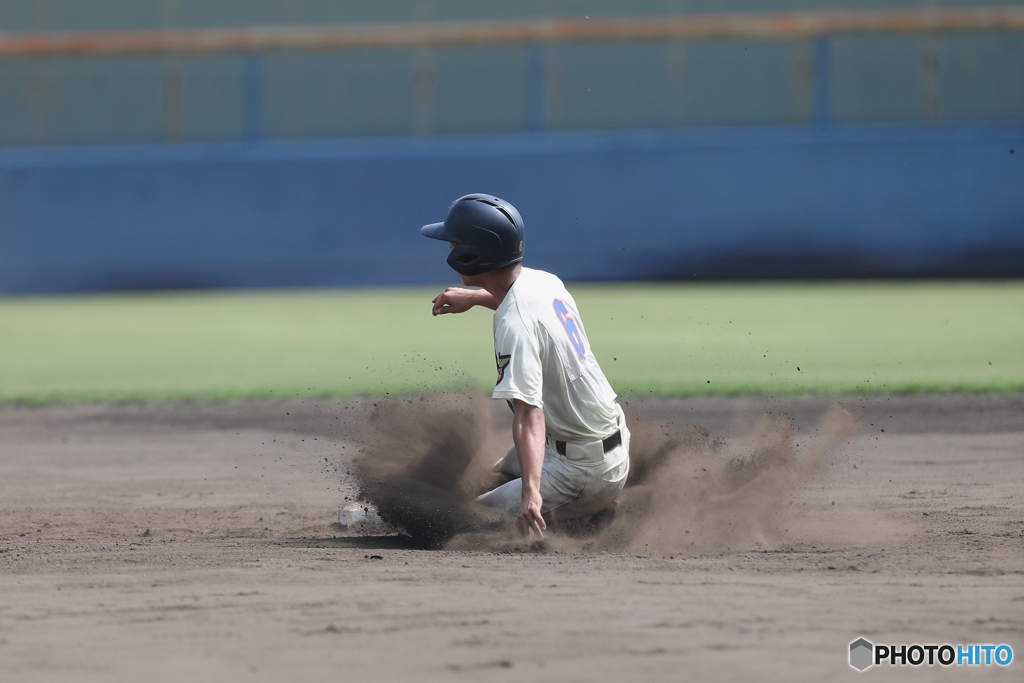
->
<box><xmin>474</xmin><ymin>406</ymin><xmax>630</xmax><ymax>522</ymax></box>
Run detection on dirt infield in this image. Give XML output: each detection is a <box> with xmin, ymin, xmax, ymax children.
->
<box><xmin>1</xmin><ymin>394</ymin><xmax>1022</xmax><ymax>682</ymax></box>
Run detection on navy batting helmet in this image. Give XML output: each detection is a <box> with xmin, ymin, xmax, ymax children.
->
<box><xmin>421</xmin><ymin>194</ymin><xmax>525</xmax><ymax>276</ymax></box>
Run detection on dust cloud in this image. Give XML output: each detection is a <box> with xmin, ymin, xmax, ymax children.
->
<box><xmin>354</xmin><ymin>393</ymin><xmax>864</xmax><ymax>554</ymax></box>
<box><xmin>594</xmin><ymin>405</ymin><xmax>861</xmax><ymax>554</ymax></box>
<box><xmin>354</xmin><ymin>394</ymin><xmax>508</xmax><ymax>548</ymax></box>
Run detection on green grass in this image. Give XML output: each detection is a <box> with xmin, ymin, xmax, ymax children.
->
<box><xmin>0</xmin><ymin>281</ymin><xmax>1021</xmax><ymax>403</ymax></box>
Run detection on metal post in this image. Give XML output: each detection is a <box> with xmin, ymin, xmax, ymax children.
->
<box><xmin>526</xmin><ymin>45</ymin><xmax>547</xmax><ymax>132</ymax></box>
<box><xmin>243</xmin><ymin>53</ymin><xmax>266</xmax><ymax>140</ymax></box>
<box><xmin>922</xmin><ymin>36</ymin><xmax>941</xmax><ymax>121</ymax></box>
<box><xmin>162</xmin><ymin>61</ymin><xmax>182</xmax><ymax>142</ymax></box>
<box><xmin>812</xmin><ymin>37</ymin><xmax>830</xmax><ymax>126</ymax></box>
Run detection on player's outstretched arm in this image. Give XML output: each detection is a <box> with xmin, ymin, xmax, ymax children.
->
<box><xmin>511</xmin><ymin>399</ymin><xmax>547</xmax><ymax>538</ymax></box>
<box><xmin>431</xmin><ymin>287</ymin><xmax>499</xmax><ymax>315</ymax></box>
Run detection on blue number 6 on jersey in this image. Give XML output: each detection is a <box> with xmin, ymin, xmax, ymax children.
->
<box><xmin>553</xmin><ymin>299</ymin><xmax>586</xmax><ymax>360</ymax></box>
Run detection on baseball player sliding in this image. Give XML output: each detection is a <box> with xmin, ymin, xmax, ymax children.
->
<box><xmin>421</xmin><ymin>194</ymin><xmax>630</xmax><ymax>538</ymax></box>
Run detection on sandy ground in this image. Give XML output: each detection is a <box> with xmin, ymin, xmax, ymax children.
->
<box><xmin>0</xmin><ymin>394</ymin><xmax>1022</xmax><ymax>682</ymax></box>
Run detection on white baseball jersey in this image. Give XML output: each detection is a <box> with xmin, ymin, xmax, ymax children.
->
<box><xmin>492</xmin><ymin>267</ymin><xmax>620</xmax><ymax>442</ymax></box>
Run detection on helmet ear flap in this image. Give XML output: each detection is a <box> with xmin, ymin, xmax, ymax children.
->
<box><xmin>446</xmin><ymin>244</ymin><xmax>485</xmax><ymax>275</ymax></box>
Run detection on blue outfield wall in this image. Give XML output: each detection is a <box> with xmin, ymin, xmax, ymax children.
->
<box><xmin>1</xmin><ymin>122</ymin><xmax>1022</xmax><ymax>294</ymax></box>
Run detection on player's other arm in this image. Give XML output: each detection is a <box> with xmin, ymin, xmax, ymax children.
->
<box><xmin>511</xmin><ymin>399</ymin><xmax>547</xmax><ymax>537</ymax></box>
<box><xmin>431</xmin><ymin>287</ymin><xmax>499</xmax><ymax>315</ymax></box>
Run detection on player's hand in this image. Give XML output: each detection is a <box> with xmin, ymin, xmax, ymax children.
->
<box><xmin>515</xmin><ymin>489</ymin><xmax>546</xmax><ymax>538</ymax></box>
<box><xmin>431</xmin><ymin>287</ymin><xmax>478</xmax><ymax>315</ymax></box>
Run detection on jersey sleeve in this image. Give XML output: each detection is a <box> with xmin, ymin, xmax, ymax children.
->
<box><xmin>492</xmin><ymin>316</ymin><xmax>544</xmax><ymax>409</ymax></box>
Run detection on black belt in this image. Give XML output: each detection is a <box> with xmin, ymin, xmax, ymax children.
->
<box><xmin>555</xmin><ymin>430</ymin><xmax>621</xmax><ymax>456</ymax></box>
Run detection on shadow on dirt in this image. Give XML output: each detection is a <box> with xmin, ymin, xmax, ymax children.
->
<box><xmin>288</xmin><ymin>535</ymin><xmax>418</xmax><ymax>551</ymax></box>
